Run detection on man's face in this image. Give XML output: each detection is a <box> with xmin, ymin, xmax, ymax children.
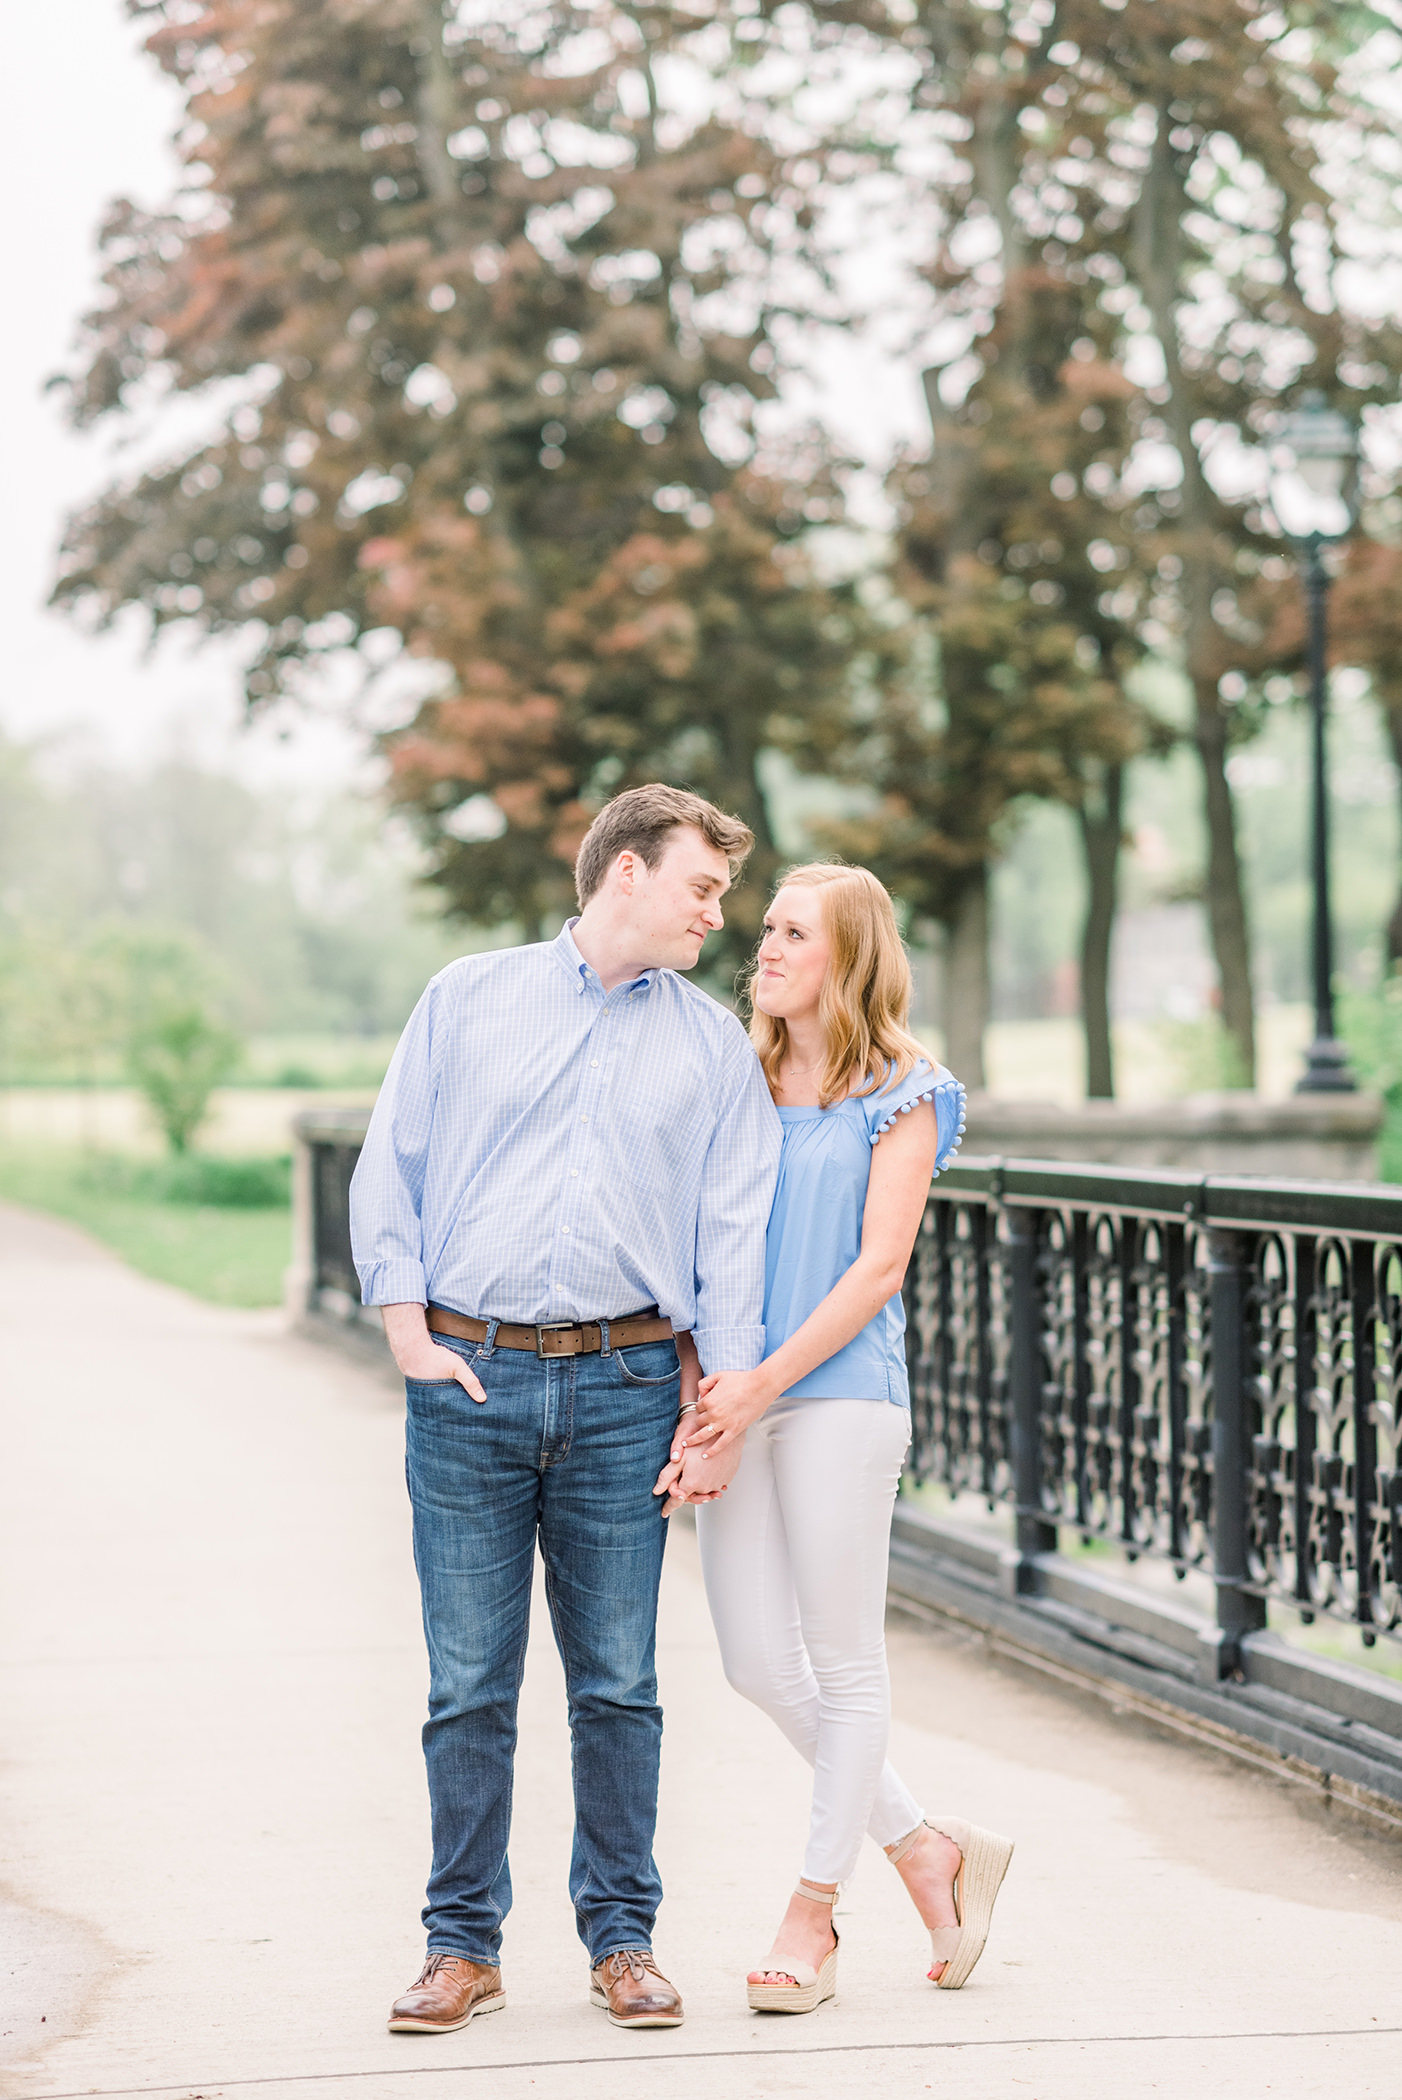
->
<box><xmin>617</xmin><ymin>826</ymin><xmax>731</xmax><ymax>971</ymax></box>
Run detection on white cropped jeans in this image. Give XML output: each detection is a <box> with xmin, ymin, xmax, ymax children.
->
<box><xmin>695</xmin><ymin>1396</ymin><xmax>924</xmax><ymax>1883</ymax></box>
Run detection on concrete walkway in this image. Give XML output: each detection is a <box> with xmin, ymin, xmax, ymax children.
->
<box><xmin>3</xmin><ymin>1201</ymin><xmax>1401</xmax><ymax>2100</ymax></box>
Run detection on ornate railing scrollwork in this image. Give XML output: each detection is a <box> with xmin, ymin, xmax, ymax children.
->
<box><xmin>905</xmin><ymin>1162</ymin><xmax>1402</xmax><ymax>1651</ymax></box>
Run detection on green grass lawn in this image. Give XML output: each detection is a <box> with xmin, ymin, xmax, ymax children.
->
<box><xmin>0</xmin><ymin>1146</ymin><xmax>292</xmax><ymax>1307</ymax></box>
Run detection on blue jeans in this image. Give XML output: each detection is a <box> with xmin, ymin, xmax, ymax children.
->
<box><xmin>404</xmin><ymin>1329</ymin><xmax>680</xmax><ymax>1967</ymax></box>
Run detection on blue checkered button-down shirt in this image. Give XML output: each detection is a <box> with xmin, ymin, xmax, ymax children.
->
<box><xmin>349</xmin><ymin>921</ymin><xmax>782</xmax><ymax>1373</ymax></box>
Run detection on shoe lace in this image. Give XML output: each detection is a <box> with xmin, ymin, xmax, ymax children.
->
<box><xmin>416</xmin><ymin>1951</ymin><xmax>464</xmax><ymax>1985</ymax></box>
<box><xmin>604</xmin><ymin>1948</ymin><xmax>655</xmax><ymax>1983</ymax></box>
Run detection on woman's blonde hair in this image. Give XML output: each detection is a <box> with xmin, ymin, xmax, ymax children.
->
<box><xmin>744</xmin><ymin>862</ymin><xmax>926</xmax><ymax>1107</ymax></box>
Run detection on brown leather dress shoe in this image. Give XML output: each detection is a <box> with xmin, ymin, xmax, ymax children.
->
<box><xmin>388</xmin><ymin>1951</ymin><xmax>506</xmax><ymax>2032</ymax></box>
<box><xmin>589</xmin><ymin>1947</ymin><xmax>684</xmax><ymax>2028</ymax></box>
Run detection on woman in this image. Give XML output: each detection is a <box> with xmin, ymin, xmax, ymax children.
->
<box><xmin>657</xmin><ymin>863</ymin><xmax>1013</xmax><ymax>2013</ymax></box>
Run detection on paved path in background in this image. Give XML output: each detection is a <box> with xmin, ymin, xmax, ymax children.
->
<box><xmin>3</xmin><ymin>1199</ymin><xmax>1402</xmax><ymax>2100</ymax></box>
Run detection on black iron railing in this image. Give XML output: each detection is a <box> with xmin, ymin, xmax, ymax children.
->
<box><xmin>908</xmin><ymin>1159</ymin><xmax>1402</xmax><ymax>1658</ymax></box>
<box><xmin>295</xmin><ymin>1111</ymin><xmax>1402</xmax><ymax>1807</ymax></box>
<box><xmin>298</xmin><ymin>1116</ymin><xmax>1401</xmax><ymax>1654</ymax></box>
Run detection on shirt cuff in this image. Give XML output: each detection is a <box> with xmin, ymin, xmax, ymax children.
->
<box><xmin>692</xmin><ymin>1323</ymin><xmax>767</xmax><ymax>1378</ymax></box>
<box><xmin>358</xmin><ymin>1259</ymin><xmax>428</xmax><ymax>1307</ymax></box>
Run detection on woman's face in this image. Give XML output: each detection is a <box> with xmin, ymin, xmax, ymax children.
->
<box><xmin>754</xmin><ymin>884</ymin><xmax>831</xmax><ymax>1023</ymax></box>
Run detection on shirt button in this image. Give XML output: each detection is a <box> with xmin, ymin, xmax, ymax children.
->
<box><xmin>570</xmin><ymin>1169</ymin><xmax>579</xmax><ymax>1177</ymax></box>
<box><xmin>580</xmin><ymin>1116</ymin><xmax>588</xmax><ymax>1124</ymax></box>
<box><xmin>590</xmin><ymin>1059</ymin><xmax>599</xmax><ymax>1067</ymax></box>
<box><xmin>561</xmin><ymin>1225</ymin><xmax>570</xmax><ymax>1234</ymax></box>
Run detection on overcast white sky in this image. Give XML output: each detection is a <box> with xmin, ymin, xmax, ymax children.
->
<box><xmin>2</xmin><ymin>4</ymin><xmax>391</xmax><ymax>789</ymax></box>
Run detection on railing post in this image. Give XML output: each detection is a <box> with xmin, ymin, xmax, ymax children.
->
<box><xmin>288</xmin><ymin>1108</ymin><xmax>375</xmax><ymax>1327</ymax></box>
<box><xmin>1007</xmin><ymin>1203</ymin><xmax>1056</xmax><ymax>1594</ymax></box>
<box><xmin>1206</xmin><ymin>1226</ymin><xmax>1267</xmax><ymax>1678</ymax></box>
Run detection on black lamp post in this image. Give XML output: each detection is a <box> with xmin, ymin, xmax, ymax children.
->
<box><xmin>1269</xmin><ymin>391</ymin><xmax>1360</xmax><ymax>1094</ymax></box>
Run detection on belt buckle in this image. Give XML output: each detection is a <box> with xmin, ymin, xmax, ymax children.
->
<box><xmin>535</xmin><ymin>1321</ymin><xmax>578</xmax><ymax>1359</ymax></box>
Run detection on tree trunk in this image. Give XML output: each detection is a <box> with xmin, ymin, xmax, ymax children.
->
<box><xmin>1078</xmin><ymin>765</ymin><xmax>1123</xmax><ymax>1100</ymax></box>
<box><xmin>714</xmin><ymin>717</ymin><xmax>778</xmax><ymax>860</ymax></box>
<box><xmin>1195</xmin><ymin>684</ymin><xmax>1255</xmax><ymax>1083</ymax></box>
<box><xmin>1384</xmin><ymin>705</ymin><xmax>1402</xmax><ymax>971</ymax></box>
<box><xmin>412</xmin><ymin>12</ymin><xmax>464</xmax><ymax>221</ymax></box>
<box><xmin>943</xmin><ymin>866</ymin><xmax>989</xmax><ymax>1088</ymax></box>
<box><xmin>1135</xmin><ymin>111</ymin><xmax>1255</xmax><ymax>1085</ymax></box>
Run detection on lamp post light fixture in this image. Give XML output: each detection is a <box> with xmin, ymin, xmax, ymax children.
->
<box><xmin>1268</xmin><ymin>390</ymin><xmax>1361</xmax><ymax>1094</ymax></box>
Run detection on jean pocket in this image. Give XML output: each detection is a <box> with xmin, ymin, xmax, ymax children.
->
<box><xmin>405</xmin><ymin>1345</ymin><xmax>487</xmax><ymax>1409</ymax></box>
<box><xmin>614</xmin><ymin>1341</ymin><xmax>681</xmax><ymax>1388</ymax></box>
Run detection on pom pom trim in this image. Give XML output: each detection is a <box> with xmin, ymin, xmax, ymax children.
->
<box><xmin>869</xmin><ymin>1076</ymin><xmax>967</xmax><ymax>1175</ymax></box>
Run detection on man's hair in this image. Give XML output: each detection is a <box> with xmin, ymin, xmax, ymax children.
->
<box><xmin>574</xmin><ymin>785</ymin><xmax>755</xmax><ymax>907</ymax></box>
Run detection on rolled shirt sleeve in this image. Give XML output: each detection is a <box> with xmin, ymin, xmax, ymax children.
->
<box><xmin>691</xmin><ymin>1035</ymin><xmax>782</xmax><ymax>1375</ymax></box>
<box><xmin>349</xmin><ymin>974</ymin><xmax>446</xmax><ymax>1306</ymax></box>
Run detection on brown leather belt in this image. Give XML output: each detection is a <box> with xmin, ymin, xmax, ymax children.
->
<box><xmin>426</xmin><ymin>1303</ymin><xmax>674</xmax><ymax>1359</ymax></box>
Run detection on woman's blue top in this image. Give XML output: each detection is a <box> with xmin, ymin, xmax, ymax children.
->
<box><xmin>763</xmin><ymin>1058</ymin><xmax>966</xmax><ymax>1406</ymax></box>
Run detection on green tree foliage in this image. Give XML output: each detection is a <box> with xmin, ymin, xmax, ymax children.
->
<box><xmin>1329</xmin><ymin>542</ymin><xmax>1402</xmax><ymax>972</ymax></box>
<box><xmin>0</xmin><ymin>909</ymin><xmax>242</xmax><ymax>1150</ymax></box>
<box><xmin>0</xmin><ymin>736</ymin><xmax>466</xmax><ymax>1061</ymax></box>
<box><xmin>867</xmin><ymin>317</ymin><xmax>1170</xmax><ymax>1091</ymax></box>
<box><xmin>763</xmin><ymin>0</ymin><xmax>1402</xmax><ymax>1085</ymax></box>
<box><xmin>52</xmin><ymin>0</ymin><xmax>1402</xmax><ymax>1078</ymax></box>
<box><xmin>127</xmin><ymin>1003</ymin><xmax>243</xmax><ymax>1154</ymax></box>
<box><xmin>53</xmin><ymin>0</ymin><xmax>870</xmax><ymax>963</ymax></box>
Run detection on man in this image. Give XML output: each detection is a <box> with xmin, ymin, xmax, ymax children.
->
<box><xmin>350</xmin><ymin>784</ymin><xmax>780</xmax><ymax>2035</ymax></box>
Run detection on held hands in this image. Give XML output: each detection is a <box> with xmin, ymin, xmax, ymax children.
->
<box><xmin>653</xmin><ymin>1424</ymin><xmax>745</xmax><ymax>1516</ymax></box>
<box><xmin>651</xmin><ymin>1359</ymin><xmax>777</xmax><ymax>1513</ymax></box>
<box><xmin>692</xmin><ymin>1367</ymin><xmax>777</xmax><ymax>1455</ymax></box>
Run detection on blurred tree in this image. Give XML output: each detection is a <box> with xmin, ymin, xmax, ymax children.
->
<box><xmin>0</xmin><ymin>930</ymin><xmax>127</xmax><ymax>1096</ymax></box>
<box><xmin>52</xmin><ymin>0</ymin><xmax>868</xmax><ymax>964</ymax></box>
<box><xmin>0</xmin><ymin>734</ymin><xmax>469</xmax><ymax>1050</ymax></box>
<box><xmin>884</xmin><ymin>325</ymin><xmax>1171</xmax><ymax>1095</ymax></box>
<box><xmin>1327</xmin><ymin>542</ymin><xmax>1402</xmax><ymax>971</ymax></box>
<box><xmin>0</xmin><ymin>913</ymin><xmax>241</xmax><ymax>1148</ymax></box>
<box><xmin>802</xmin><ymin>329</ymin><xmax>1166</xmax><ymax>1090</ymax></box>
<box><xmin>766</xmin><ymin>0</ymin><xmax>1402</xmax><ymax>1086</ymax></box>
<box><xmin>1099</xmin><ymin>0</ymin><xmax>1402</xmax><ymax>1085</ymax></box>
<box><xmin>128</xmin><ymin>1006</ymin><xmax>243</xmax><ymax>1153</ymax></box>
<box><xmin>767</xmin><ymin>133</ymin><xmax>1171</xmax><ymax>1086</ymax></box>
<box><xmin>98</xmin><ymin>925</ymin><xmax>241</xmax><ymax>1151</ymax></box>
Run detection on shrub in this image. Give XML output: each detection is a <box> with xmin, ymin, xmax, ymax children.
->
<box><xmin>1339</xmin><ymin>981</ymin><xmax>1402</xmax><ymax>1185</ymax></box>
<box><xmin>128</xmin><ymin>1006</ymin><xmax>242</xmax><ymax>1153</ymax></box>
<box><xmin>156</xmin><ymin>1153</ymin><xmax>292</xmax><ymax>1207</ymax></box>
<box><xmin>80</xmin><ymin>1152</ymin><xmax>292</xmax><ymax>1207</ymax></box>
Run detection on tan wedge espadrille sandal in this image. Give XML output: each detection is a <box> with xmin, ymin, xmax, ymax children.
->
<box><xmin>887</xmin><ymin>1814</ymin><xmax>1014</xmax><ymax>1989</ymax></box>
<box><xmin>745</xmin><ymin>1882</ymin><xmax>839</xmax><ymax>2015</ymax></box>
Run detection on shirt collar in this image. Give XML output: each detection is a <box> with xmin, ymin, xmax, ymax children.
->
<box><xmin>552</xmin><ymin>918</ymin><xmax>657</xmax><ymax>998</ymax></box>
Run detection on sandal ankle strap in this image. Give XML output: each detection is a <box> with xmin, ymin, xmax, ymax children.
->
<box><xmin>887</xmin><ymin>1815</ymin><xmax>972</xmax><ymax>1868</ymax></box>
<box><xmin>885</xmin><ymin>1821</ymin><xmax>927</xmax><ymax>1867</ymax></box>
<box><xmin>792</xmin><ymin>1881</ymin><xmax>839</xmax><ymax>1905</ymax></box>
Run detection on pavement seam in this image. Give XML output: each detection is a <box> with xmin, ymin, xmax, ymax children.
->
<box><xmin>29</xmin><ymin>2024</ymin><xmax>1402</xmax><ymax>2096</ymax></box>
